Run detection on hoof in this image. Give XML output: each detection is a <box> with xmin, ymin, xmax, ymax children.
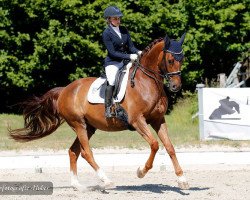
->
<box><xmin>137</xmin><ymin>167</ymin><xmax>145</xmax><ymax>178</ymax></box>
<box><xmin>71</xmin><ymin>183</ymin><xmax>87</xmax><ymax>192</ymax></box>
<box><xmin>178</xmin><ymin>181</ymin><xmax>190</xmax><ymax>190</ymax></box>
<box><xmin>87</xmin><ymin>185</ymin><xmax>105</xmax><ymax>191</ymax></box>
<box><xmin>104</xmin><ymin>181</ymin><xmax>115</xmax><ymax>189</ymax></box>
<box><xmin>71</xmin><ymin>181</ymin><xmax>81</xmax><ymax>189</ymax></box>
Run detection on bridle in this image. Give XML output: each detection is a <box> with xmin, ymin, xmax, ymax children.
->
<box><xmin>161</xmin><ymin>48</ymin><xmax>182</xmax><ymax>80</ymax></box>
<box><xmin>132</xmin><ymin>48</ymin><xmax>182</xmax><ymax>85</ymax></box>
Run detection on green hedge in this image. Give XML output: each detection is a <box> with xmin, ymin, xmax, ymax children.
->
<box><xmin>0</xmin><ymin>0</ymin><xmax>249</xmax><ymax>112</ymax></box>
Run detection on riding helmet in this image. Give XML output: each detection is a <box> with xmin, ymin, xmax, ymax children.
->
<box><xmin>104</xmin><ymin>6</ymin><xmax>123</xmax><ymax>18</ymax></box>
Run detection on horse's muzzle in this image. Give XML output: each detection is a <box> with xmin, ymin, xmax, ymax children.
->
<box><xmin>168</xmin><ymin>78</ymin><xmax>182</xmax><ymax>92</ymax></box>
<box><xmin>164</xmin><ymin>71</ymin><xmax>182</xmax><ymax>92</ymax></box>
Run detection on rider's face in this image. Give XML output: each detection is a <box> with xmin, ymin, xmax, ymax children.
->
<box><xmin>110</xmin><ymin>16</ymin><xmax>121</xmax><ymax>27</ymax></box>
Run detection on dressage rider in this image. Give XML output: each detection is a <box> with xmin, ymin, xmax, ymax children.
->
<box><xmin>102</xmin><ymin>5</ymin><xmax>142</xmax><ymax>118</ymax></box>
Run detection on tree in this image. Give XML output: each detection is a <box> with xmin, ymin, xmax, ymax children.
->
<box><xmin>182</xmin><ymin>0</ymin><xmax>249</xmax><ymax>88</ymax></box>
<box><xmin>0</xmin><ymin>0</ymin><xmax>249</xmax><ymax>112</ymax></box>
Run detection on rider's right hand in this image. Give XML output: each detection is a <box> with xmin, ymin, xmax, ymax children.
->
<box><xmin>130</xmin><ymin>54</ymin><xmax>138</xmax><ymax>61</ymax></box>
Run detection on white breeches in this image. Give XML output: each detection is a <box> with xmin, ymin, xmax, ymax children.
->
<box><xmin>105</xmin><ymin>62</ymin><xmax>124</xmax><ymax>86</ymax></box>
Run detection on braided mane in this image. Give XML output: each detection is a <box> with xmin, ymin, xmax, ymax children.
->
<box><xmin>141</xmin><ymin>38</ymin><xmax>163</xmax><ymax>57</ymax></box>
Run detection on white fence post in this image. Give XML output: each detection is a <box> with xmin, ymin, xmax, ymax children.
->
<box><xmin>196</xmin><ymin>84</ymin><xmax>205</xmax><ymax>140</ymax></box>
<box><xmin>218</xmin><ymin>73</ymin><xmax>226</xmax><ymax>87</ymax></box>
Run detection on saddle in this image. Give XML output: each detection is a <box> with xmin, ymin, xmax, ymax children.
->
<box><xmin>100</xmin><ymin>65</ymin><xmax>127</xmax><ymax>100</ymax></box>
<box><xmin>87</xmin><ymin>61</ymin><xmax>138</xmax><ymax>128</ymax></box>
<box><xmin>87</xmin><ymin>61</ymin><xmax>137</xmax><ymax>104</ymax></box>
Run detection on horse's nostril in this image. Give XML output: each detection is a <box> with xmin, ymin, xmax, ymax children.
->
<box><xmin>172</xmin><ymin>84</ymin><xmax>177</xmax><ymax>89</ymax></box>
<box><xmin>169</xmin><ymin>82</ymin><xmax>181</xmax><ymax>92</ymax></box>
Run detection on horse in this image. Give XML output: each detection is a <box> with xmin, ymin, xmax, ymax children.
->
<box><xmin>9</xmin><ymin>33</ymin><xmax>189</xmax><ymax>190</ymax></box>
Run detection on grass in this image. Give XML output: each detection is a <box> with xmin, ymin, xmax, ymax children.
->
<box><xmin>0</xmin><ymin>114</ymin><xmax>76</xmax><ymax>150</ymax></box>
<box><xmin>165</xmin><ymin>94</ymin><xmax>200</xmax><ymax>146</ymax></box>
<box><xmin>1</xmin><ymin>94</ymin><xmax>249</xmax><ymax>151</ymax></box>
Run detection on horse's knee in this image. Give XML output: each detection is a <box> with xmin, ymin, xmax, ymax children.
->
<box><xmin>151</xmin><ymin>140</ymin><xmax>159</xmax><ymax>152</ymax></box>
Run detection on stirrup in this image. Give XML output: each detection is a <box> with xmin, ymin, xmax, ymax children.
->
<box><xmin>105</xmin><ymin>106</ymin><xmax>115</xmax><ymax>118</ymax></box>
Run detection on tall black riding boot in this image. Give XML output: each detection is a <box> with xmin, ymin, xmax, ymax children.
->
<box><xmin>105</xmin><ymin>85</ymin><xmax>115</xmax><ymax>118</ymax></box>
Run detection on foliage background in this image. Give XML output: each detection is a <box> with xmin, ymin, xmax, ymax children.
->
<box><xmin>0</xmin><ymin>0</ymin><xmax>249</xmax><ymax>113</ymax></box>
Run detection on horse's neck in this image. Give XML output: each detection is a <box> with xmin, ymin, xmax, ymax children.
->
<box><xmin>141</xmin><ymin>42</ymin><xmax>163</xmax><ymax>71</ymax></box>
<box><xmin>134</xmin><ymin>42</ymin><xmax>165</xmax><ymax>100</ymax></box>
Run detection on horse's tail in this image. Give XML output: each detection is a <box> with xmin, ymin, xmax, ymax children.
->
<box><xmin>9</xmin><ymin>87</ymin><xmax>64</xmax><ymax>142</ymax></box>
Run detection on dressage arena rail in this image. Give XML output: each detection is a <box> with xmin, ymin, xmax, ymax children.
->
<box><xmin>1</xmin><ymin>150</ymin><xmax>250</xmax><ymax>172</ymax></box>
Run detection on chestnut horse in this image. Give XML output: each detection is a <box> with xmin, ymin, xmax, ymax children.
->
<box><xmin>9</xmin><ymin>33</ymin><xmax>189</xmax><ymax>190</ymax></box>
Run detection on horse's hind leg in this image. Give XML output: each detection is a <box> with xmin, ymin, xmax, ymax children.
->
<box><xmin>70</xmin><ymin>121</ymin><xmax>113</xmax><ymax>188</ymax></box>
<box><xmin>69</xmin><ymin>137</ymin><xmax>81</xmax><ymax>188</ymax></box>
<box><xmin>151</xmin><ymin>118</ymin><xmax>189</xmax><ymax>190</ymax></box>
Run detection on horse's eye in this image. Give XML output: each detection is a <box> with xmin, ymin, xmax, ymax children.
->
<box><xmin>168</xmin><ymin>60</ymin><xmax>174</xmax><ymax>65</ymax></box>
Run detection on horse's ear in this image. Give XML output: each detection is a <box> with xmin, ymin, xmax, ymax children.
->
<box><xmin>164</xmin><ymin>34</ymin><xmax>171</xmax><ymax>50</ymax></box>
<box><xmin>179</xmin><ymin>32</ymin><xmax>186</xmax><ymax>46</ymax></box>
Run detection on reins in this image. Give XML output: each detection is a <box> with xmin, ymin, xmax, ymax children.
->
<box><xmin>134</xmin><ymin>60</ymin><xmax>165</xmax><ymax>83</ymax></box>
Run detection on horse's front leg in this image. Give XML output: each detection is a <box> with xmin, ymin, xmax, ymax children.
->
<box><xmin>132</xmin><ymin>116</ymin><xmax>159</xmax><ymax>178</ymax></box>
<box><xmin>151</xmin><ymin>118</ymin><xmax>189</xmax><ymax>190</ymax></box>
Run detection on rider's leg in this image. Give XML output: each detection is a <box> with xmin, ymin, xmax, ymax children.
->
<box><xmin>104</xmin><ymin>63</ymin><xmax>123</xmax><ymax>118</ymax></box>
<box><xmin>105</xmin><ymin>84</ymin><xmax>115</xmax><ymax>117</ymax></box>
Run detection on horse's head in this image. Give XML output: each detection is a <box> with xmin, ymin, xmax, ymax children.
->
<box><xmin>158</xmin><ymin>33</ymin><xmax>186</xmax><ymax>92</ymax></box>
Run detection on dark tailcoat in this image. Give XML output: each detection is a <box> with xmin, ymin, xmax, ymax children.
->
<box><xmin>102</xmin><ymin>25</ymin><xmax>139</xmax><ymax>67</ymax></box>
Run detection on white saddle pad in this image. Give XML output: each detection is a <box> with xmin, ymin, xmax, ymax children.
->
<box><xmin>87</xmin><ymin>62</ymin><xmax>133</xmax><ymax>104</ymax></box>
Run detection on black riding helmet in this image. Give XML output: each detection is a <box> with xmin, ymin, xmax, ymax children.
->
<box><xmin>104</xmin><ymin>6</ymin><xmax>123</xmax><ymax>18</ymax></box>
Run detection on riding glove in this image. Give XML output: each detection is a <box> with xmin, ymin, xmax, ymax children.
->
<box><xmin>130</xmin><ymin>54</ymin><xmax>138</xmax><ymax>61</ymax></box>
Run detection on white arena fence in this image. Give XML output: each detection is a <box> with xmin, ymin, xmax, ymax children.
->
<box><xmin>197</xmin><ymin>84</ymin><xmax>250</xmax><ymax>140</ymax></box>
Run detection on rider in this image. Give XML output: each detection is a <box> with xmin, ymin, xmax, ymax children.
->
<box><xmin>102</xmin><ymin>5</ymin><xmax>142</xmax><ymax>118</ymax></box>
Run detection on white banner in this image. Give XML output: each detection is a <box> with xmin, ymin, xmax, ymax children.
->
<box><xmin>199</xmin><ymin>88</ymin><xmax>250</xmax><ymax>140</ymax></box>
